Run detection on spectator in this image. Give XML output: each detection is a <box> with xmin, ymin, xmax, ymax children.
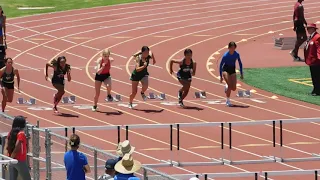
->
<box><xmin>64</xmin><ymin>134</ymin><xmax>91</xmax><ymax>180</ymax></box>
<box><xmin>304</xmin><ymin>23</ymin><xmax>320</xmax><ymax>96</ymax></box>
<box><xmin>4</xmin><ymin>116</ymin><xmax>31</xmax><ymax>180</ymax></box>
<box><xmin>0</xmin><ymin>6</ymin><xmax>6</xmax><ymax>46</ymax></box>
<box><xmin>98</xmin><ymin>158</ymin><xmax>117</xmax><ymax>180</ymax></box>
<box><xmin>116</xmin><ymin>140</ymin><xmax>135</xmax><ymax>161</ymax></box>
<box><xmin>114</xmin><ymin>154</ymin><xmax>141</xmax><ymax>180</ymax></box>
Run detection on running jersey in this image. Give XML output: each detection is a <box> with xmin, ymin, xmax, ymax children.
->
<box><xmin>1</xmin><ymin>67</ymin><xmax>14</xmax><ymax>84</ymax></box>
<box><xmin>177</xmin><ymin>58</ymin><xmax>193</xmax><ymax>80</ymax></box>
<box><xmin>293</xmin><ymin>2</ymin><xmax>303</xmax><ymax>21</ymax></box>
<box><xmin>131</xmin><ymin>54</ymin><xmax>151</xmax><ymax>77</ymax></box>
<box><xmin>51</xmin><ymin>63</ymin><xmax>70</xmax><ymax>85</ymax></box>
<box><xmin>99</xmin><ymin>58</ymin><xmax>111</xmax><ymax>74</ymax></box>
<box><xmin>219</xmin><ymin>51</ymin><xmax>243</xmax><ymax>77</ymax></box>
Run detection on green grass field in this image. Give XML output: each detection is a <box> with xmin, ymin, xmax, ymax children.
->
<box><xmin>1</xmin><ymin>0</ymin><xmax>147</xmax><ymax>18</ymax></box>
<box><xmin>240</xmin><ymin>66</ymin><xmax>320</xmax><ymax>106</ymax></box>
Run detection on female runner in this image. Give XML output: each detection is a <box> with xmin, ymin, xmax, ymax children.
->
<box><xmin>92</xmin><ymin>49</ymin><xmax>114</xmax><ymax>112</ymax></box>
<box><xmin>129</xmin><ymin>46</ymin><xmax>156</xmax><ymax>109</ymax></box>
<box><xmin>219</xmin><ymin>41</ymin><xmax>244</xmax><ymax>107</ymax></box>
<box><xmin>0</xmin><ymin>6</ymin><xmax>6</xmax><ymax>45</ymax></box>
<box><xmin>170</xmin><ymin>49</ymin><xmax>196</xmax><ymax>107</ymax></box>
<box><xmin>0</xmin><ymin>58</ymin><xmax>20</xmax><ymax>112</ymax></box>
<box><xmin>45</xmin><ymin>56</ymin><xmax>71</xmax><ymax>113</ymax></box>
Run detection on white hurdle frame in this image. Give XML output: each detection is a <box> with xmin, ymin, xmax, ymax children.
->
<box><xmin>40</xmin><ymin>117</ymin><xmax>320</xmax><ymax>167</ymax></box>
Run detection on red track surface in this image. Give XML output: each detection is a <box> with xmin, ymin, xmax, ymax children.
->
<box><xmin>3</xmin><ymin>0</ymin><xmax>320</xmax><ymax>179</ymax></box>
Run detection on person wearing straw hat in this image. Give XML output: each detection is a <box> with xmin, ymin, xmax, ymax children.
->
<box><xmin>116</xmin><ymin>140</ymin><xmax>135</xmax><ymax>161</ymax></box>
<box><xmin>114</xmin><ymin>154</ymin><xmax>142</xmax><ymax>180</ymax></box>
<box><xmin>98</xmin><ymin>158</ymin><xmax>117</xmax><ymax>180</ymax></box>
<box><xmin>304</xmin><ymin>23</ymin><xmax>320</xmax><ymax>96</ymax></box>
<box><xmin>64</xmin><ymin>134</ymin><xmax>91</xmax><ymax>180</ymax></box>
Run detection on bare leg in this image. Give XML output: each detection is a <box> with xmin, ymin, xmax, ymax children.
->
<box><xmin>129</xmin><ymin>81</ymin><xmax>139</xmax><ymax>106</ymax></box>
<box><xmin>94</xmin><ymin>81</ymin><xmax>102</xmax><ymax>107</ymax></box>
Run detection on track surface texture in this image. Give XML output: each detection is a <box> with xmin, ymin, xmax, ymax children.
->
<box><xmin>4</xmin><ymin>0</ymin><xmax>320</xmax><ymax>179</ymax></box>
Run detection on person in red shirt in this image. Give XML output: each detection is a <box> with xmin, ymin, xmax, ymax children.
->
<box><xmin>4</xmin><ymin>116</ymin><xmax>31</xmax><ymax>180</ymax></box>
<box><xmin>92</xmin><ymin>49</ymin><xmax>114</xmax><ymax>111</ymax></box>
<box><xmin>304</xmin><ymin>23</ymin><xmax>320</xmax><ymax>96</ymax></box>
<box><xmin>290</xmin><ymin>0</ymin><xmax>308</xmax><ymax>61</ymax></box>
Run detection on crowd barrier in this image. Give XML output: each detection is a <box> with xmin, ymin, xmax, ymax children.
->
<box><xmin>1</xmin><ymin>113</ymin><xmax>320</xmax><ymax>179</ymax></box>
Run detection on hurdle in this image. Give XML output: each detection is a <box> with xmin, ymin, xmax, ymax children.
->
<box><xmin>273</xmin><ymin>37</ymin><xmax>304</xmax><ymax>50</ymax></box>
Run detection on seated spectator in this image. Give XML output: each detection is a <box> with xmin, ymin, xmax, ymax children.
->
<box><xmin>64</xmin><ymin>134</ymin><xmax>91</xmax><ymax>180</ymax></box>
<box><xmin>114</xmin><ymin>154</ymin><xmax>141</xmax><ymax>180</ymax></box>
<box><xmin>116</xmin><ymin>140</ymin><xmax>135</xmax><ymax>161</ymax></box>
<box><xmin>98</xmin><ymin>158</ymin><xmax>117</xmax><ymax>180</ymax></box>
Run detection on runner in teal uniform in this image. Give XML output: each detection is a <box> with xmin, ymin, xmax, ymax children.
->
<box><xmin>170</xmin><ymin>49</ymin><xmax>197</xmax><ymax>107</ymax></box>
<box><xmin>129</xmin><ymin>46</ymin><xmax>156</xmax><ymax>108</ymax></box>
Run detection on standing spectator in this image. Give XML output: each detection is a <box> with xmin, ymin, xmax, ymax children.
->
<box><xmin>304</xmin><ymin>23</ymin><xmax>320</xmax><ymax>96</ymax></box>
<box><xmin>98</xmin><ymin>158</ymin><xmax>117</xmax><ymax>180</ymax></box>
<box><xmin>0</xmin><ymin>6</ymin><xmax>6</xmax><ymax>45</ymax></box>
<box><xmin>290</xmin><ymin>0</ymin><xmax>307</xmax><ymax>61</ymax></box>
<box><xmin>114</xmin><ymin>154</ymin><xmax>141</xmax><ymax>180</ymax></box>
<box><xmin>64</xmin><ymin>134</ymin><xmax>91</xmax><ymax>180</ymax></box>
<box><xmin>3</xmin><ymin>116</ymin><xmax>31</xmax><ymax>180</ymax></box>
<box><xmin>116</xmin><ymin>140</ymin><xmax>135</xmax><ymax>161</ymax></box>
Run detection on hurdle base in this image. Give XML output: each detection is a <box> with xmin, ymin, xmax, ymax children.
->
<box><xmin>222</xmin><ymin>156</ymin><xmax>276</xmax><ymax>165</ymax></box>
<box><xmin>272</xmin><ymin>155</ymin><xmax>320</xmax><ymax>163</ymax></box>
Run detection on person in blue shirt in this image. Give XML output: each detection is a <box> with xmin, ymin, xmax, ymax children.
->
<box><xmin>64</xmin><ymin>134</ymin><xmax>91</xmax><ymax>180</ymax></box>
<box><xmin>170</xmin><ymin>49</ymin><xmax>197</xmax><ymax>107</ymax></box>
<box><xmin>219</xmin><ymin>41</ymin><xmax>244</xmax><ymax>107</ymax></box>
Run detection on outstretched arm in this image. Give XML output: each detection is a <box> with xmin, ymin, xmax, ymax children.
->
<box><xmin>14</xmin><ymin>69</ymin><xmax>20</xmax><ymax>90</ymax></box>
<box><xmin>169</xmin><ymin>59</ymin><xmax>182</xmax><ymax>74</ymax></box>
<box><xmin>45</xmin><ymin>60</ymin><xmax>55</xmax><ymax>80</ymax></box>
<box><xmin>192</xmin><ymin>61</ymin><xmax>196</xmax><ymax>76</ymax></box>
<box><xmin>237</xmin><ymin>54</ymin><xmax>243</xmax><ymax>78</ymax></box>
<box><xmin>66</xmin><ymin>65</ymin><xmax>71</xmax><ymax>82</ymax></box>
<box><xmin>150</xmin><ymin>51</ymin><xmax>156</xmax><ymax>65</ymax></box>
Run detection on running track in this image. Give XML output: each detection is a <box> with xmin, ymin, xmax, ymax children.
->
<box><xmin>3</xmin><ymin>0</ymin><xmax>320</xmax><ymax>179</ymax></box>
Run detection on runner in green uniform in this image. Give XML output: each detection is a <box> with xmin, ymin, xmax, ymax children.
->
<box><xmin>129</xmin><ymin>46</ymin><xmax>156</xmax><ymax>108</ymax></box>
<box><xmin>170</xmin><ymin>49</ymin><xmax>197</xmax><ymax>107</ymax></box>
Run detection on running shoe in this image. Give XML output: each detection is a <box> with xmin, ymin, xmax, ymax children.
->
<box><xmin>105</xmin><ymin>94</ymin><xmax>113</xmax><ymax>102</ymax></box>
<box><xmin>289</xmin><ymin>51</ymin><xmax>303</xmax><ymax>61</ymax></box>
<box><xmin>179</xmin><ymin>100</ymin><xmax>184</xmax><ymax>107</ymax></box>
<box><xmin>53</xmin><ymin>106</ymin><xmax>59</xmax><ymax>113</ymax></box>
<box><xmin>141</xmin><ymin>92</ymin><xmax>147</xmax><ymax>101</ymax></box>
<box><xmin>128</xmin><ymin>103</ymin><xmax>133</xmax><ymax>109</ymax></box>
<box><xmin>92</xmin><ymin>105</ymin><xmax>97</xmax><ymax>112</ymax></box>
<box><xmin>226</xmin><ymin>99</ymin><xmax>232</xmax><ymax>107</ymax></box>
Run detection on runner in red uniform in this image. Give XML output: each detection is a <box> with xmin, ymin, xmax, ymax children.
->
<box><xmin>290</xmin><ymin>0</ymin><xmax>307</xmax><ymax>61</ymax></box>
<box><xmin>92</xmin><ymin>49</ymin><xmax>114</xmax><ymax>112</ymax></box>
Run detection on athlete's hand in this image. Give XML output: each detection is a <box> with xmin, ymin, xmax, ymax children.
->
<box><xmin>153</xmin><ymin>59</ymin><xmax>156</xmax><ymax>65</ymax></box>
<box><xmin>45</xmin><ymin>75</ymin><xmax>48</xmax><ymax>81</ymax></box>
<box><xmin>170</xmin><ymin>69</ymin><xmax>173</xmax><ymax>74</ymax></box>
<box><xmin>220</xmin><ymin>76</ymin><xmax>223</xmax><ymax>83</ymax></box>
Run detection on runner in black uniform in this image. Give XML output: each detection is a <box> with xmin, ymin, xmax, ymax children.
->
<box><xmin>170</xmin><ymin>49</ymin><xmax>197</xmax><ymax>107</ymax></box>
<box><xmin>129</xmin><ymin>46</ymin><xmax>156</xmax><ymax>109</ymax></box>
<box><xmin>0</xmin><ymin>58</ymin><xmax>20</xmax><ymax>112</ymax></box>
<box><xmin>45</xmin><ymin>56</ymin><xmax>71</xmax><ymax>113</ymax></box>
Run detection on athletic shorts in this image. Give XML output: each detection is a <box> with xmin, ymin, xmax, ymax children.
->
<box><xmin>130</xmin><ymin>74</ymin><xmax>148</xmax><ymax>82</ymax></box>
<box><xmin>294</xmin><ymin>21</ymin><xmax>307</xmax><ymax>36</ymax></box>
<box><xmin>0</xmin><ymin>29</ymin><xmax>3</xmax><ymax>37</ymax></box>
<box><xmin>1</xmin><ymin>82</ymin><xmax>14</xmax><ymax>89</ymax></box>
<box><xmin>222</xmin><ymin>65</ymin><xmax>236</xmax><ymax>75</ymax></box>
<box><xmin>95</xmin><ymin>73</ymin><xmax>110</xmax><ymax>82</ymax></box>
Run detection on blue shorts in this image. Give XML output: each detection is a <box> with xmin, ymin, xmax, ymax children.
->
<box><xmin>0</xmin><ymin>29</ymin><xmax>2</xmax><ymax>37</ymax></box>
